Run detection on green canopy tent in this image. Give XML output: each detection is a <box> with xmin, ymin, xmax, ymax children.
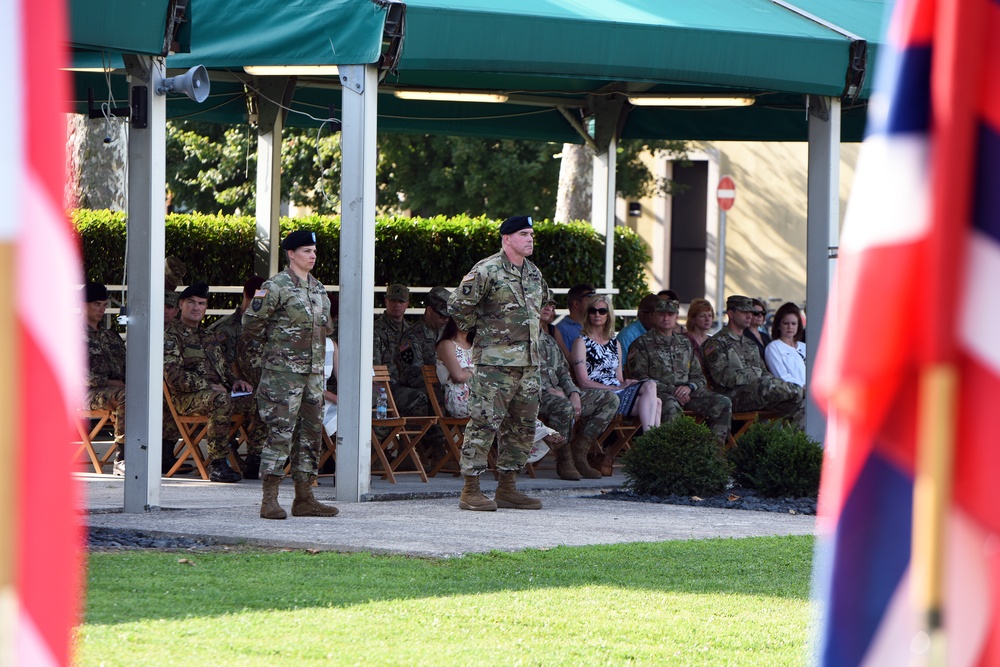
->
<box><xmin>69</xmin><ymin>0</ymin><xmax>890</xmax><ymax>507</ymax></box>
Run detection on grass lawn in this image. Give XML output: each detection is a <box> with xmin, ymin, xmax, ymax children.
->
<box><xmin>79</xmin><ymin>535</ymin><xmax>814</xmax><ymax>666</ymax></box>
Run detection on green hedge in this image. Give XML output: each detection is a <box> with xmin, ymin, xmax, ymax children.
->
<box><xmin>74</xmin><ymin>211</ymin><xmax>650</xmax><ymax>309</ymax></box>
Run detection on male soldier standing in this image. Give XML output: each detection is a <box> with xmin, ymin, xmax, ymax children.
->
<box><xmin>243</xmin><ymin>230</ymin><xmax>338</xmax><ymax>519</ymax></box>
<box><xmin>627</xmin><ymin>298</ymin><xmax>733</xmax><ymax>447</ymax></box>
<box><xmin>164</xmin><ymin>282</ymin><xmax>265</xmax><ymax>483</ymax></box>
<box><xmin>703</xmin><ymin>295</ymin><xmax>804</xmax><ymax>428</ymax></box>
<box><xmin>448</xmin><ymin>215</ymin><xmax>549</xmax><ymax>511</ymax></box>
<box><xmin>83</xmin><ymin>282</ymin><xmax>128</xmax><ymax>474</ymax></box>
<box><xmin>537</xmin><ymin>290</ymin><xmax>619</xmax><ymax>480</ymax></box>
<box><xmin>209</xmin><ymin>275</ymin><xmax>266</xmax><ymax>478</ymax></box>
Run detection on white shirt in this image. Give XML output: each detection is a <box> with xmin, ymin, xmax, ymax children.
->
<box><xmin>764</xmin><ymin>339</ymin><xmax>806</xmax><ymax>386</ymax></box>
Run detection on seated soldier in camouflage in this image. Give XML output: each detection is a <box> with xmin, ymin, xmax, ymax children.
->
<box><xmin>209</xmin><ymin>275</ymin><xmax>266</xmax><ymax>478</ymax></box>
<box><xmin>703</xmin><ymin>295</ymin><xmax>804</xmax><ymax>428</ymax></box>
<box><xmin>396</xmin><ymin>285</ymin><xmax>452</xmax><ymax>463</ymax></box>
<box><xmin>627</xmin><ymin>298</ymin><xmax>732</xmax><ymax>448</ymax></box>
<box><xmin>538</xmin><ymin>291</ymin><xmax>619</xmax><ymax>480</ymax></box>
<box><xmin>373</xmin><ymin>283</ymin><xmax>429</xmax><ymax>421</ymax></box>
<box><xmin>83</xmin><ymin>282</ymin><xmax>128</xmax><ymax>474</ymax></box>
<box><xmin>163</xmin><ymin>282</ymin><xmax>267</xmax><ymax>483</ymax></box>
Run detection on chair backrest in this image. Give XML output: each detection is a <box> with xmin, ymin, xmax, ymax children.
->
<box><xmin>372</xmin><ymin>365</ymin><xmax>402</xmax><ymax>419</ymax></box>
<box><xmin>421</xmin><ymin>365</ymin><xmax>448</xmax><ymax>419</ymax></box>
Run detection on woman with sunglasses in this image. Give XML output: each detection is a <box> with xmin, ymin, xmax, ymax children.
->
<box><xmin>743</xmin><ymin>297</ymin><xmax>771</xmax><ymax>361</ymax></box>
<box><xmin>570</xmin><ymin>295</ymin><xmax>661</xmax><ymax>433</ymax></box>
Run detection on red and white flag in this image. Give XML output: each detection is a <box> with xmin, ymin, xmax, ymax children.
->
<box><xmin>812</xmin><ymin>0</ymin><xmax>1000</xmax><ymax>664</ymax></box>
<box><xmin>1</xmin><ymin>0</ymin><xmax>84</xmax><ymax>664</ymax></box>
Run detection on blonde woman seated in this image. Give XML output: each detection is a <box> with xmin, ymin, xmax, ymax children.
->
<box><xmin>436</xmin><ymin>318</ymin><xmax>562</xmax><ymax>457</ymax></box>
<box><xmin>571</xmin><ymin>295</ymin><xmax>661</xmax><ymax>432</ymax></box>
<box><xmin>764</xmin><ymin>302</ymin><xmax>807</xmax><ymax>387</ymax></box>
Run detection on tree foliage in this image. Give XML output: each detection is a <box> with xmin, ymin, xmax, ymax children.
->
<box><xmin>375</xmin><ymin>134</ymin><xmax>561</xmax><ymax>218</ymax></box>
<box><xmin>165</xmin><ymin>121</ymin><xmax>342</xmax><ymax>215</ymax></box>
<box><xmin>164</xmin><ymin>122</ymin><xmax>688</xmax><ymax>219</ymax></box>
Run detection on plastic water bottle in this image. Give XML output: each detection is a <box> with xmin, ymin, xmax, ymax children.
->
<box><xmin>376</xmin><ymin>388</ymin><xmax>388</xmax><ymax>421</ymax></box>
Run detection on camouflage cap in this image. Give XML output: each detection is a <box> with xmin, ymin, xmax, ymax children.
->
<box><xmin>426</xmin><ymin>286</ymin><xmax>452</xmax><ymax>315</ymax></box>
<box><xmin>637</xmin><ymin>294</ymin><xmax>658</xmax><ymax>313</ymax></box>
<box><xmin>386</xmin><ymin>283</ymin><xmax>409</xmax><ymax>301</ymax></box>
<box><xmin>543</xmin><ymin>289</ymin><xmax>557</xmax><ymax>306</ymax></box>
<box><xmin>164</xmin><ymin>290</ymin><xmax>180</xmax><ymax>308</ymax></box>
<box><xmin>653</xmin><ymin>298</ymin><xmax>679</xmax><ymax>313</ymax></box>
<box><xmin>164</xmin><ymin>256</ymin><xmax>186</xmax><ymax>291</ymax></box>
<box><xmin>726</xmin><ymin>295</ymin><xmax>755</xmax><ymax>312</ymax></box>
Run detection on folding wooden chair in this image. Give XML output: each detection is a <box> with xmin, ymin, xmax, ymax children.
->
<box><xmin>318</xmin><ymin>429</ymin><xmax>337</xmax><ymax>477</ymax></box>
<box><xmin>163</xmin><ymin>382</ymin><xmax>247</xmax><ymax>480</ymax></box>
<box><xmin>422</xmin><ymin>365</ymin><xmax>467</xmax><ymax>476</ymax></box>
<box><xmin>593</xmin><ymin>414</ymin><xmax>642</xmax><ymax>473</ymax></box>
<box><xmin>74</xmin><ymin>409</ymin><xmax>117</xmax><ymax>473</ymax></box>
<box><xmin>728</xmin><ymin>410</ymin><xmax>780</xmax><ymax>450</ymax></box>
<box><xmin>372</xmin><ymin>366</ymin><xmax>436</xmax><ymax>483</ymax></box>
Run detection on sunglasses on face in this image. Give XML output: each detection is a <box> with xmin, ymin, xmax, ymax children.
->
<box><xmin>588</xmin><ymin>307</ymin><xmax>608</xmax><ymax>315</ymax></box>
<box><xmin>753</xmin><ymin>311</ymin><xmax>765</xmax><ymax>316</ymax></box>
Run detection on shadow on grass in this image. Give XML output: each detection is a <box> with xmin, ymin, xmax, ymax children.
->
<box><xmin>85</xmin><ymin>535</ymin><xmax>814</xmax><ymax>625</ymax></box>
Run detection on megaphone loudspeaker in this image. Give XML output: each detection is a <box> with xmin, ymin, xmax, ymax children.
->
<box><xmin>158</xmin><ymin>65</ymin><xmax>210</xmax><ymax>103</ymax></box>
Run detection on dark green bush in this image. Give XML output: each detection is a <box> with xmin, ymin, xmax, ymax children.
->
<box><xmin>74</xmin><ymin>211</ymin><xmax>650</xmax><ymax>309</ymax></box>
<box><xmin>729</xmin><ymin>421</ymin><xmax>823</xmax><ymax>498</ymax></box>
<box><xmin>621</xmin><ymin>416</ymin><xmax>730</xmax><ymax>497</ymax></box>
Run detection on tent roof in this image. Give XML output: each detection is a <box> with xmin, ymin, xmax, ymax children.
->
<box><xmin>70</xmin><ymin>0</ymin><xmax>891</xmax><ymax>142</ymax></box>
<box><xmin>70</xmin><ymin>0</ymin><xmax>180</xmax><ymax>55</ymax></box>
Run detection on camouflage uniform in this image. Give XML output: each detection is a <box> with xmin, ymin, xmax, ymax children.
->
<box><xmin>373</xmin><ymin>313</ymin><xmax>428</xmax><ymax>417</ymax></box>
<box><xmin>163</xmin><ymin>319</ymin><xmax>266</xmax><ymax>461</ymax></box>
<box><xmin>538</xmin><ymin>330</ymin><xmax>618</xmax><ymax>440</ymax></box>
<box><xmin>85</xmin><ymin>325</ymin><xmax>127</xmax><ymax>449</ymax></box>
<box><xmin>448</xmin><ymin>250</ymin><xmax>548</xmax><ymax>474</ymax></box>
<box><xmin>627</xmin><ymin>328</ymin><xmax>732</xmax><ymax>446</ymax></box>
<box><xmin>703</xmin><ymin>326</ymin><xmax>804</xmax><ymax>428</ymax></box>
<box><xmin>397</xmin><ymin>315</ymin><xmax>447</xmax><ymax>452</ymax></box>
<box><xmin>208</xmin><ymin>305</ymin><xmax>266</xmax><ymax>450</ymax></box>
<box><xmin>397</xmin><ymin>317</ymin><xmax>442</xmax><ymax>389</ymax></box>
<box><xmin>207</xmin><ymin>306</ymin><xmax>245</xmax><ymax>378</ymax></box>
<box><xmin>242</xmin><ymin>268</ymin><xmax>330</xmax><ymax>481</ymax></box>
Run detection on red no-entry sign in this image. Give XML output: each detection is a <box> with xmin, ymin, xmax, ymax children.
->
<box><xmin>717</xmin><ymin>176</ymin><xmax>736</xmax><ymax>211</ymax></box>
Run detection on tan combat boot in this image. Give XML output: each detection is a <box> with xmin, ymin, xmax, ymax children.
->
<box><xmin>260</xmin><ymin>474</ymin><xmax>287</xmax><ymax>520</ymax></box>
<box><xmin>494</xmin><ymin>471</ymin><xmax>542</xmax><ymax>510</ymax></box>
<box><xmin>555</xmin><ymin>442</ymin><xmax>581</xmax><ymax>481</ymax></box>
<box><xmin>459</xmin><ymin>475</ymin><xmax>497</xmax><ymax>511</ymax></box>
<box><xmin>291</xmin><ymin>476</ymin><xmax>339</xmax><ymax>517</ymax></box>
<box><xmin>570</xmin><ymin>435</ymin><xmax>603</xmax><ymax>479</ymax></box>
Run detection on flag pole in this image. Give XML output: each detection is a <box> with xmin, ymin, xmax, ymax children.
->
<box><xmin>911</xmin><ymin>364</ymin><xmax>956</xmax><ymax>666</ymax></box>
<box><xmin>0</xmin><ymin>242</ymin><xmax>18</xmax><ymax>665</ymax></box>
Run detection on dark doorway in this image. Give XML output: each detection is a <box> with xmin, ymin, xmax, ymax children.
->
<box><xmin>668</xmin><ymin>161</ymin><xmax>709</xmax><ymax>302</ymax></box>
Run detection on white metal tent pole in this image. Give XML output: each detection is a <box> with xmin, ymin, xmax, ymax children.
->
<box><xmin>122</xmin><ymin>55</ymin><xmax>166</xmax><ymax>512</ymax></box>
<box><xmin>590</xmin><ymin>135</ymin><xmax>617</xmax><ymax>291</ymax></box>
<box><xmin>255</xmin><ymin>107</ymin><xmax>283</xmax><ymax>278</ymax></box>
<box><xmin>805</xmin><ymin>95</ymin><xmax>840</xmax><ymax>444</ymax></box>
<box><xmin>336</xmin><ymin>64</ymin><xmax>378</xmax><ymax>502</ymax></box>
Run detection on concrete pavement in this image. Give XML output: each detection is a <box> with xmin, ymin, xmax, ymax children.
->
<box><xmin>80</xmin><ymin>465</ymin><xmax>815</xmax><ymax>557</ymax></box>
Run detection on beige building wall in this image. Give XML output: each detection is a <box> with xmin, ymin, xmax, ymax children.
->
<box><xmin>622</xmin><ymin>141</ymin><xmax>859</xmax><ymax>311</ymax></box>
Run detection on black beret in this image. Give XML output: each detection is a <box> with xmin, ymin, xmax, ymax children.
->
<box><xmin>84</xmin><ymin>282</ymin><xmax>108</xmax><ymax>302</ymax></box>
<box><xmin>179</xmin><ymin>281</ymin><xmax>210</xmax><ymax>300</ymax></box>
<box><xmin>499</xmin><ymin>216</ymin><xmax>533</xmax><ymax>235</ymax></box>
<box><xmin>281</xmin><ymin>230</ymin><xmax>317</xmax><ymax>251</ymax></box>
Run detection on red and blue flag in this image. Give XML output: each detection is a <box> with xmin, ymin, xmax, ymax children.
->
<box><xmin>813</xmin><ymin>0</ymin><xmax>1000</xmax><ymax>664</ymax></box>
